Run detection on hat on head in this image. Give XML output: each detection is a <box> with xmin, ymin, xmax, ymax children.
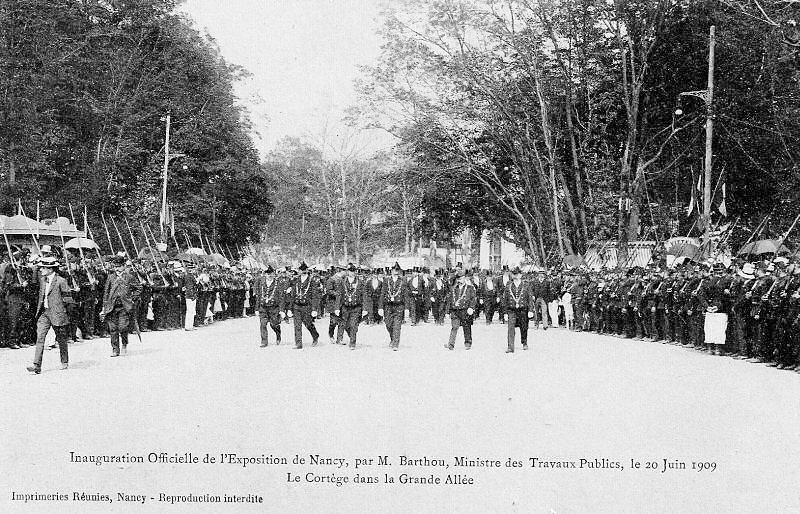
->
<box><xmin>40</xmin><ymin>245</ymin><xmax>52</xmax><ymax>254</ymax></box>
<box><xmin>298</xmin><ymin>261</ymin><xmax>309</xmax><ymax>272</ymax></box>
<box><xmin>738</xmin><ymin>262</ymin><xmax>755</xmax><ymax>279</ymax></box>
<box><xmin>392</xmin><ymin>262</ymin><xmax>402</xmax><ymax>271</ymax></box>
<box><xmin>266</xmin><ymin>265</ymin><xmax>275</xmax><ymax>274</ymax></box>
<box><xmin>347</xmin><ymin>262</ymin><xmax>357</xmax><ymax>272</ymax></box>
<box><xmin>38</xmin><ymin>256</ymin><xmax>59</xmax><ymax>268</ymax></box>
<box><xmin>511</xmin><ymin>266</ymin><xmax>522</xmax><ymax>275</ymax></box>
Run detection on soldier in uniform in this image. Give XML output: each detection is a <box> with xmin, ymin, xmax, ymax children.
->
<box><xmin>334</xmin><ymin>263</ymin><xmax>371</xmax><ymax>349</ymax></box>
<box><xmin>502</xmin><ymin>266</ymin><xmax>535</xmax><ymax>353</ymax></box>
<box><xmin>730</xmin><ymin>262</ymin><xmax>757</xmax><ymax>358</ymax></box>
<box><xmin>3</xmin><ymin>250</ymin><xmax>33</xmax><ymax>349</ymax></box>
<box><xmin>567</xmin><ymin>270</ymin><xmax>586</xmax><ymax>331</ymax></box>
<box><xmin>254</xmin><ymin>265</ymin><xmax>285</xmax><ymax>346</ymax></box>
<box><xmin>444</xmin><ymin>269</ymin><xmax>477</xmax><ymax>350</ymax></box>
<box><xmin>377</xmin><ymin>262</ymin><xmax>409</xmax><ymax>351</ymax></box>
<box><xmin>289</xmin><ymin>262</ymin><xmax>321</xmax><ymax>349</ymax></box>
<box><xmin>774</xmin><ymin>263</ymin><xmax>800</xmax><ymax>368</ymax></box>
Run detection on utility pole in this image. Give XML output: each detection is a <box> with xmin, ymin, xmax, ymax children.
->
<box><xmin>703</xmin><ymin>25</ymin><xmax>715</xmax><ymax>252</ymax></box>
<box><xmin>679</xmin><ymin>25</ymin><xmax>715</xmax><ymax>255</ymax></box>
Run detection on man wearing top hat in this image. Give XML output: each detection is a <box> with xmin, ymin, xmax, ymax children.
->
<box><xmin>27</xmin><ymin>256</ymin><xmax>74</xmax><ymax>374</ymax></box>
<box><xmin>255</xmin><ymin>265</ymin><xmax>285</xmax><ymax>346</ymax></box>
<box><xmin>429</xmin><ymin>269</ymin><xmax>449</xmax><ymax>324</ymax></box>
<box><xmin>501</xmin><ymin>266</ymin><xmax>535</xmax><ymax>353</ymax></box>
<box><xmin>444</xmin><ymin>269</ymin><xmax>477</xmax><ymax>350</ymax></box>
<box><xmin>366</xmin><ymin>268</ymin><xmax>383</xmax><ymax>324</ymax></box>
<box><xmin>289</xmin><ymin>262</ymin><xmax>321</xmax><ymax>348</ymax></box>
<box><xmin>334</xmin><ymin>263</ymin><xmax>371</xmax><ymax>349</ymax></box>
<box><xmin>407</xmin><ymin>266</ymin><xmax>426</xmax><ymax>325</ymax></box>
<box><xmin>378</xmin><ymin>262</ymin><xmax>409</xmax><ymax>351</ymax></box>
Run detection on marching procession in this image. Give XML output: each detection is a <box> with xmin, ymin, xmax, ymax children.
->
<box><xmin>3</xmin><ymin>243</ymin><xmax>800</xmax><ymax>374</ymax></box>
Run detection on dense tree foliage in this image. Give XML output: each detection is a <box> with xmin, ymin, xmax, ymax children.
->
<box><xmin>357</xmin><ymin>0</ymin><xmax>800</xmax><ymax>263</ymax></box>
<box><xmin>0</xmin><ymin>0</ymin><xmax>272</xmax><ymax>250</ymax></box>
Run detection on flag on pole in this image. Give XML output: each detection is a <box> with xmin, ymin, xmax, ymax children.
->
<box><xmin>718</xmin><ymin>183</ymin><xmax>728</xmax><ymax>217</ymax></box>
<box><xmin>169</xmin><ymin>203</ymin><xmax>175</xmax><ymax>238</ymax></box>
<box><xmin>687</xmin><ymin>171</ymin><xmax>696</xmax><ymax>216</ymax></box>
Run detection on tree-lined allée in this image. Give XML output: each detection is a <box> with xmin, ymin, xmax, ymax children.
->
<box><xmin>354</xmin><ymin>0</ymin><xmax>800</xmax><ymax>263</ymax></box>
<box><xmin>0</xmin><ymin>0</ymin><xmax>272</xmax><ymax>248</ymax></box>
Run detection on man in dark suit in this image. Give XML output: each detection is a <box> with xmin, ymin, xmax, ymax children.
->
<box><xmin>377</xmin><ymin>262</ymin><xmax>409</xmax><ymax>351</ymax></box>
<box><xmin>254</xmin><ymin>265</ymin><xmax>285</xmax><ymax>346</ymax></box>
<box><xmin>502</xmin><ymin>267</ymin><xmax>535</xmax><ymax>353</ymax></box>
<box><xmin>334</xmin><ymin>263</ymin><xmax>371</xmax><ymax>349</ymax></box>
<box><xmin>100</xmin><ymin>256</ymin><xmax>142</xmax><ymax>357</ymax></box>
<box><xmin>27</xmin><ymin>257</ymin><xmax>74</xmax><ymax>374</ymax></box>
<box><xmin>530</xmin><ymin>270</ymin><xmax>553</xmax><ymax>329</ymax></box>
<box><xmin>289</xmin><ymin>262</ymin><xmax>321</xmax><ymax>348</ymax></box>
<box><xmin>444</xmin><ymin>269</ymin><xmax>478</xmax><ymax>350</ymax></box>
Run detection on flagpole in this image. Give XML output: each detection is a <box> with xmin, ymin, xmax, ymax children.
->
<box><xmin>161</xmin><ymin>112</ymin><xmax>170</xmax><ymax>242</ymax></box>
<box><xmin>702</xmin><ymin>26</ymin><xmax>715</xmax><ymax>254</ymax></box>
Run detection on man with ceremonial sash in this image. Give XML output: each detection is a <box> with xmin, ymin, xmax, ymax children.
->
<box><xmin>502</xmin><ymin>267</ymin><xmax>535</xmax><ymax>353</ymax></box>
<box><xmin>444</xmin><ymin>269</ymin><xmax>477</xmax><ymax>350</ymax></box>
<box><xmin>334</xmin><ymin>263</ymin><xmax>371</xmax><ymax>349</ymax></box>
<box><xmin>377</xmin><ymin>262</ymin><xmax>409</xmax><ymax>351</ymax></box>
<box><xmin>289</xmin><ymin>262</ymin><xmax>321</xmax><ymax>348</ymax></box>
<box><xmin>255</xmin><ymin>265</ymin><xmax>285</xmax><ymax>346</ymax></box>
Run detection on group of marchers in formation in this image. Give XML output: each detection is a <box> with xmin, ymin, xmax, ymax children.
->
<box><xmin>2</xmin><ymin>248</ymin><xmax>800</xmax><ymax>374</ymax></box>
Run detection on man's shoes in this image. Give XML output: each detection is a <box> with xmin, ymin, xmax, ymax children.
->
<box><xmin>312</xmin><ymin>339</ymin><xmax>318</xmax><ymax>347</ymax></box>
<box><xmin>465</xmin><ymin>345</ymin><xmax>471</xmax><ymax>350</ymax></box>
<box><xmin>9</xmin><ymin>343</ymin><xmax>20</xmax><ymax>349</ymax></box>
<box><xmin>350</xmin><ymin>346</ymin><xmax>355</xmax><ymax>350</ymax></box>
<box><xmin>392</xmin><ymin>347</ymin><xmax>398</xmax><ymax>351</ymax></box>
<box><xmin>260</xmin><ymin>343</ymin><xmax>268</xmax><ymax>348</ymax></box>
<box><xmin>26</xmin><ymin>365</ymin><xmax>41</xmax><ymax>374</ymax></box>
<box><xmin>61</xmin><ymin>364</ymin><xmax>69</xmax><ymax>370</ymax></box>
<box><xmin>505</xmin><ymin>349</ymin><xmax>514</xmax><ymax>353</ymax></box>
<box><xmin>294</xmin><ymin>346</ymin><xmax>303</xmax><ymax>350</ymax></box>
<box><xmin>110</xmin><ymin>351</ymin><xmax>120</xmax><ymax>357</ymax></box>
<box><xmin>522</xmin><ymin>344</ymin><xmax>528</xmax><ymax>350</ymax></box>
<box><xmin>276</xmin><ymin>339</ymin><xmax>281</xmax><ymax>345</ymax></box>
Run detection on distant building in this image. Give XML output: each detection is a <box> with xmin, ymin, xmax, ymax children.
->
<box><xmin>479</xmin><ymin>231</ymin><xmax>526</xmax><ymax>271</ymax></box>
